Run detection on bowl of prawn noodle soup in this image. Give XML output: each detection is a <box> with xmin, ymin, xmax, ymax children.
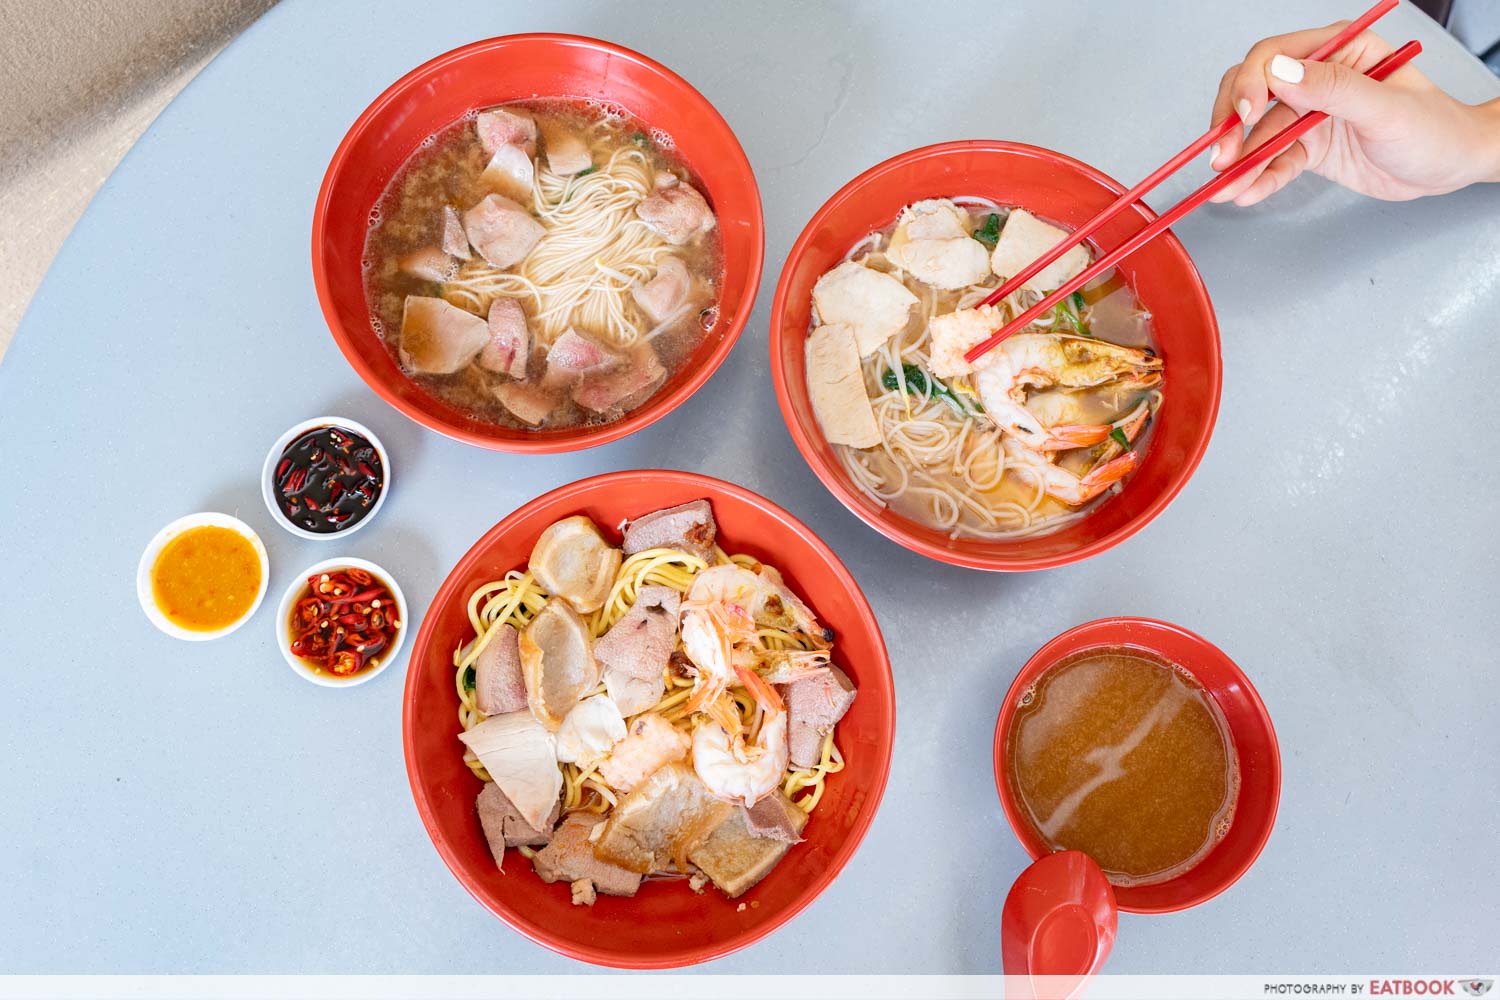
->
<box><xmin>768</xmin><ymin>141</ymin><xmax>1220</xmax><ymax>570</ymax></box>
<box><xmin>314</xmin><ymin>35</ymin><xmax>763</xmax><ymax>453</ymax></box>
<box><xmin>402</xmin><ymin>470</ymin><xmax>894</xmax><ymax>967</ymax></box>
<box><xmin>993</xmin><ymin>618</ymin><xmax>1280</xmax><ymax>913</ymax></box>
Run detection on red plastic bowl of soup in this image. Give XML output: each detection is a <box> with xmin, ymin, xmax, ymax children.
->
<box><xmin>401</xmin><ymin>470</ymin><xmax>894</xmax><ymax>967</ymax></box>
<box><xmin>992</xmin><ymin>618</ymin><xmax>1280</xmax><ymax>913</ymax></box>
<box><xmin>313</xmin><ymin>35</ymin><xmax>764</xmax><ymax>452</ymax></box>
<box><xmin>768</xmin><ymin>141</ymin><xmax>1220</xmax><ymax>570</ymax></box>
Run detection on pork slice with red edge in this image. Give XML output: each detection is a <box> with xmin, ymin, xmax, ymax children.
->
<box><xmin>399</xmin><ymin>296</ymin><xmax>489</xmax><ymax>374</ymax></box>
<box><xmin>494</xmin><ymin>381</ymin><xmax>559</xmax><ymax>428</ymax></box>
<box><xmin>477</xmin><ymin>298</ymin><xmax>530</xmax><ymax>378</ymax></box>
<box><xmin>399</xmin><ymin>246</ymin><xmax>458</xmax><ymax>283</ymax></box>
<box><xmin>631</xmin><ymin>255</ymin><xmax>692</xmax><ymax>324</ymax></box>
<box><xmin>621</xmin><ymin>499</ymin><xmax>717</xmax><ymax>562</ymax></box>
<box><xmin>462</xmin><ymin>194</ymin><xmax>544</xmax><ymax>270</ymax></box>
<box><xmin>595</xmin><ymin>585</ymin><xmax>681</xmax><ymax>717</ymax></box>
<box><xmin>783</xmin><ymin>663</ymin><xmax>857</xmax><ymax>768</ymax></box>
<box><xmin>531</xmin><ymin>813</ymin><xmax>642</xmax><ymax>900</ymax></box>
<box><xmin>542</xmin><ymin>329</ymin><xmax>620</xmax><ymax>388</ymax></box>
<box><xmin>474</xmin><ymin>623</ymin><xmax>528</xmax><ymax>717</ymax></box>
<box><xmin>476</xmin><ymin>781</ymin><xmax>559</xmax><ymax>863</ymax></box>
<box><xmin>475</xmin><ymin>107</ymin><xmax>537</xmax><ymax>157</ymax></box>
<box><xmin>571</xmin><ymin>343</ymin><xmax>665</xmax><ymax>414</ymax></box>
<box><xmin>635</xmin><ymin>174</ymin><xmax>716</xmax><ymax>246</ymax></box>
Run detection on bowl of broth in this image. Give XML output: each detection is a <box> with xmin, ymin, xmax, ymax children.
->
<box><xmin>993</xmin><ymin>617</ymin><xmax>1280</xmax><ymax>913</ymax></box>
<box><xmin>768</xmin><ymin>141</ymin><xmax>1221</xmax><ymax>570</ymax></box>
<box><xmin>313</xmin><ymin>34</ymin><xmax>764</xmax><ymax>453</ymax></box>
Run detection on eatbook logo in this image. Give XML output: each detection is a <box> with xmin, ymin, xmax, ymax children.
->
<box><xmin>1462</xmin><ymin>981</ymin><xmax>1493</xmax><ymax>997</ymax></box>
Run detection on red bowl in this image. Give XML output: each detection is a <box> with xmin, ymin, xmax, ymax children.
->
<box><xmin>313</xmin><ymin>35</ymin><xmax>764</xmax><ymax>453</ymax></box>
<box><xmin>992</xmin><ymin>618</ymin><xmax>1280</xmax><ymax>913</ymax></box>
<box><xmin>402</xmin><ymin>470</ymin><xmax>894</xmax><ymax>967</ymax></box>
<box><xmin>768</xmin><ymin>141</ymin><xmax>1221</xmax><ymax>570</ymax></box>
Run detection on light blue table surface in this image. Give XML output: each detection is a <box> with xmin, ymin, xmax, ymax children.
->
<box><xmin>2</xmin><ymin>0</ymin><xmax>1498</xmax><ymax>975</ymax></box>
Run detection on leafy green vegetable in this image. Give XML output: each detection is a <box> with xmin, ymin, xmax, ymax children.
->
<box><xmin>1054</xmin><ymin>292</ymin><xmax>1091</xmax><ymax>337</ymax></box>
<box><xmin>881</xmin><ymin>364</ymin><xmax>982</xmax><ymax>415</ymax></box>
<box><xmin>1109</xmin><ymin>426</ymin><xmax>1131</xmax><ymax>449</ymax></box>
<box><xmin>973</xmin><ymin>213</ymin><xmax>1001</xmax><ymax>249</ymax></box>
<box><xmin>576</xmin><ymin>165</ymin><xmax>598</xmax><ymax>177</ymax></box>
<box><xmin>631</xmin><ymin>131</ymin><xmax>650</xmax><ymax>147</ymax></box>
<box><xmin>462</xmin><ymin>666</ymin><xmax>475</xmax><ymax>692</ymax></box>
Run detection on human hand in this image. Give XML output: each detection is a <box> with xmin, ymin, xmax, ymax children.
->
<box><xmin>1207</xmin><ymin>22</ymin><xmax>1500</xmax><ymax>205</ymax></box>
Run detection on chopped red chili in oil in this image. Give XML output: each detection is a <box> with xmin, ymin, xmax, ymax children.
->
<box><xmin>287</xmin><ymin>567</ymin><xmax>399</xmax><ymax>677</ymax></box>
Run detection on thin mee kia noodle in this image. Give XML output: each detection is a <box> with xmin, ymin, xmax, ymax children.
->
<box><xmin>450</xmin><ymin>500</ymin><xmax>856</xmax><ymax>905</ymax></box>
<box><xmin>804</xmin><ymin>198</ymin><xmax>1164</xmax><ymax>540</ymax></box>
<box><xmin>364</xmin><ymin>100</ymin><xmax>724</xmax><ymax>431</ymax></box>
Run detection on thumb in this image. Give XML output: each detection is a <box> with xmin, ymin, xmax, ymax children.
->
<box><xmin>1266</xmin><ymin>53</ymin><xmax>1391</xmax><ymax>125</ymax></box>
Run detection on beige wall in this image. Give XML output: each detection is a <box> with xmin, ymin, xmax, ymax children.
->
<box><xmin>0</xmin><ymin>0</ymin><xmax>276</xmax><ymax>361</ymax></box>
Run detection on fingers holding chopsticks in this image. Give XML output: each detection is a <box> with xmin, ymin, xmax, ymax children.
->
<box><xmin>1208</xmin><ymin>22</ymin><xmax>1395</xmax><ymax>170</ymax></box>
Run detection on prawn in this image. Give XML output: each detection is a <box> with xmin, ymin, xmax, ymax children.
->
<box><xmin>692</xmin><ymin>665</ymin><xmax>788</xmax><ymax>808</ymax></box>
<box><xmin>974</xmin><ymin>333</ymin><xmax>1162</xmax><ymax>452</ymax></box>
<box><xmin>1003</xmin><ymin>435</ymin><xmax>1137</xmax><ymax>506</ymax></box>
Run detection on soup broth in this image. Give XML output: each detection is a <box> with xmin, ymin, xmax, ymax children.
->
<box><xmin>363</xmin><ymin>99</ymin><xmax>724</xmax><ymax>431</ymax></box>
<box><xmin>1006</xmin><ymin>647</ymin><xmax>1237</xmax><ymax>886</ymax></box>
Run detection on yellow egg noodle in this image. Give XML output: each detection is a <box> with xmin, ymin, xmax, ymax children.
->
<box><xmin>453</xmin><ymin>547</ymin><xmax>846</xmax><ymax>818</ymax></box>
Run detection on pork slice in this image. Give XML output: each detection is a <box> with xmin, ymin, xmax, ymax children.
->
<box><xmin>631</xmin><ymin>256</ymin><xmax>692</xmax><ymax>324</ymax></box>
<box><xmin>532</xmin><ymin>813</ymin><xmax>642</xmax><ymax>899</ymax></box>
<box><xmin>812</xmin><ymin>260</ymin><xmax>919</xmax><ymax>357</ymax></box>
<box><xmin>593</xmin><ymin>762</ymin><xmax>734</xmax><ymax>874</ymax></box>
<box><xmin>621</xmin><ymin>499</ymin><xmax>717</xmax><ymax>562</ymax></box>
<box><xmin>476</xmin><ymin>781</ymin><xmax>559</xmax><ymax>864</ymax></box>
<box><xmin>783</xmin><ymin>663</ymin><xmax>857</xmax><ymax>768</ymax></box>
<box><xmin>399</xmin><ymin>296</ymin><xmax>489</xmax><ymax>374</ymax></box>
<box><xmin>475</xmin><ymin>108</ymin><xmax>537</xmax><ymax>157</ymax></box>
<box><xmin>596</xmin><ymin>713</ymin><xmax>690</xmax><ymax>793</ymax></box>
<box><xmin>742</xmin><ymin>792</ymin><xmax>807</xmax><ymax>845</ymax></box>
<box><xmin>635</xmin><ymin>175</ymin><xmax>716</xmax><ymax>245</ymax></box>
<box><xmin>479</xmin><ymin>144</ymin><xmax>535</xmax><ymax>204</ymax></box>
<box><xmin>688</xmin><ymin>800</ymin><xmax>806</xmax><ymax>898</ymax></box>
<box><xmin>571</xmin><ymin>343</ymin><xmax>665</xmax><ymax>414</ymax></box>
<box><xmin>477</xmin><ymin>297</ymin><xmax>530</xmax><ymax>378</ymax></box>
<box><xmin>543</xmin><ymin>329</ymin><xmax>621</xmax><ymax>388</ymax></box>
<box><xmin>494</xmin><ymin>381</ymin><xmax>559</xmax><ymax>427</ymax></box>
<box><xmin>440</xmin><ymin>205</ymin><xmax>472</xmax><ymax>260</ymax></box>
<box><xmin>399</xmin><ymin>246</ymin><xmax>458</xmax><ymax>283</ymax></box>
<box><xmin>991</xmin><ymin>208</ymin><xmax>1091</xmax><ymax>293</ymax></box>
<box><xmin>474</xmin><ymin>623</ymin><xmax>527</xmax><ymax>717</ymax></box>
<box><xmin>538</xmin><ymin>119</ymin><xmax>592</xmax><ymax>176</ymax></box>
<box><xmin>805</xmin><ymin>322</ymin><xmax>881</xmax><ymax>448</ymax></box>
<box><xmin>596</xmin><ymin>585</ymin><xmax>681</xmax><ymax>717</ymax></box>
<box><xmin>462</xmin><ymin>194</ymin><xmax>544</xmax><ymax>270</ymax></box>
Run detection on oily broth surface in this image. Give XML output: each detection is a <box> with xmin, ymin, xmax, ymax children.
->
<box><xmin>1007</xmin><ymin>648</ymin><xmax>1238</xmax><ymax>885</ymax></box>
<box><xmin>362</xmin><ymin>100</ymin><xmax>724</xmax><ymax>430</ymax></box>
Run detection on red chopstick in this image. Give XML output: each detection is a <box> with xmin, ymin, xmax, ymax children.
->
<box><xmin>963</xmin><ymin>39</ymin><xmax>1421</xmax><ymax>366</ymax></box>
<box><xmin>974</xmin><ymin>0</ymin><xmax>1398</xmax><ymax>312</ymax></box>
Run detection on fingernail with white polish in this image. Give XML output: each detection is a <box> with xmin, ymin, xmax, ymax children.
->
<box><xmin>1209</xmin><ymin>143</ymin><xmax>1221</xmax><ymax>165</ymax></box>
<box><xmin>1270</xmin><ymin>54</ymin><xmax>1304</xmax><ymax>83</ymax></box>
<box><xmin>1235</xmin><ymin>98</ymin><xmax>1252</xmax><ymax>122</ymax></box>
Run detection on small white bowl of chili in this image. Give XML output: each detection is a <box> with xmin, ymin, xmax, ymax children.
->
<box><xmin>277</xmin><ymin>557</ymin><xmax>407</xmax><ymax>687</ymax></box>
<box><xmin>261</xmin><ymin>416</ymin><xmax>390</xmax><ymax>540</ymax></box>
<box><xmin>137</xmin><ymin>512</ymin><xmax>270</xmax><ymax>640</ymax></box>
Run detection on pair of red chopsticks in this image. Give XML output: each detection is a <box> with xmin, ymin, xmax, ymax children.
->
<box><xmin>963</xmin><ymin>0</ymin><xmax>1417</xmax><ymax>366</ymax></box>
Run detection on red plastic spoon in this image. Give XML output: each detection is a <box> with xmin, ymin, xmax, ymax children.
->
<box><xmin>1002</xmin><ymin>851</ymin><xmax>1118</xmax><ymax>1000</ymax></box>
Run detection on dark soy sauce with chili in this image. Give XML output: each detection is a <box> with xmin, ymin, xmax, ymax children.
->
<box><xmin>273</xmin><ymin>426</ymin><xmax>383</xmax><ymax>533</ymax></box>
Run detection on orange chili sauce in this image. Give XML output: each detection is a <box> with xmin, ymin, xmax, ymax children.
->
<box><xmin>1005</xmin><ymin>648</ymin><xmax>1239</xmax><ymax>886</ymax></box>
<box><xmin>150</xmin><ymin>526</ymin><xmax>261</xmax><ymax>631</ymax></box>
